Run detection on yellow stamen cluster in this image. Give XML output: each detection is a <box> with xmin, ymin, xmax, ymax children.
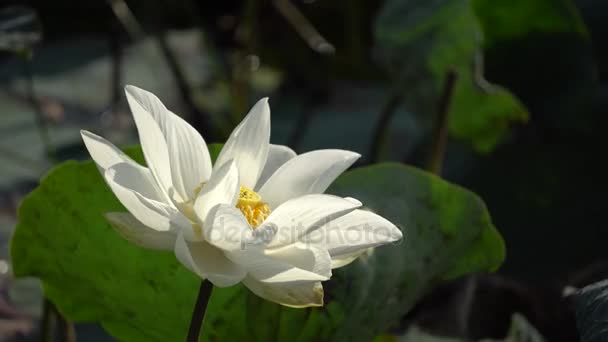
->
<box><xmin>237</xmin><ymin>186</ymin><xmax>271</xmax><ymax>228</ymax></box>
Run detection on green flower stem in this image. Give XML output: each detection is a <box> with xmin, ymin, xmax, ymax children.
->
<box><xmin>427</xmin><ymin>70</ymin><xmax>458</xmax><ymax>175</ymax></box>
<box><xmin>19</xmin><ymin>49</ymin><xmax>71</xmax><ymax>342</ymax></box>
<box><xmin>369</xmin><ymin>90</ymin><xmax>404</xmax><ymax>164</ymax></box>
<box><xmin>57</xmin><ymin>306</ymin><xmax>77</xmax><ymax>342</ymax></box>
<box><xmin>40</xmin><ymin>299</ymin><xmax>76</xmax><ymax>341</ymax></box>
<box><xmin>40</xmin><ymin>299</ymin><xmax>54</xmax><ymax>342</ymax></box>
<box><xmin>273</xmin><ymin>0</ymin><xmax>334</xmax><ymax>54</ymax></box>
<box><xmin>187</xmin><ymin>280</ymin><xmax>213</xmax><ymax>342</ymax></box>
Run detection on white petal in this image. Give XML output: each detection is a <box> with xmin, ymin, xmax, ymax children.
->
<box><xmin>174</xmin><ymin>232</ymin><xmax>246</xmax><ymax>287</ymax></box>
<box><xmin>226</xmin><ymin>248</ymin><xmax>329</xmax><ymax>283</ymax></box>
<box><xmin>330</xmin><ymin>247</ymin><xmax>378</xmax><ymax>269</ymax></box>
<box><xmin>330</xmin><ymin>252</ymin><xmax>364</xmax><ymax>269</ymax></box>
<box><xmin>125</xmin><ymin>86</ymin><xmax>213</xmax><ymax>201</ymax></box>
<box><xmin>260</xmin><ymin>194</ymin><xmax>361</xmax><ymax>249</ymax></box>
<box><xmin>81</xmin><ymin>130</ymin><xmax>166</xmax><ymax>203</ymax></box>
<box><xmin>204</xmin><ymin>205</ymin><xmax>253</xmax><ymax>252</ymax></box>
<box><xmin>125</xmin><ymin>86</ymin><xmax>174</xmax><ymax>200</ymax></box>
<box><xmin>258</xmin><ymin>149</ymin><xmax>360</xmax><ymax>208</ymax></box>
<box><xmin>105</xmin><ymin>212</ymin><xmax>176</xmax><ymax>250</ymax></box>
<box><xmin>193</xmin><ymin>160</ymin><xmax>240</xmax><ymax>224</ymax></box>
<box><xmin>81</xmin><ymin>130</ymin><xmax>138</xmax><ymax>170</ymax></box>
<box><xmin>265</xmin><ymin>242</ymin><xmax>332</xmax><ymax>279</ymax></box>
<box><xmin>214</xmin><ymin>98</ymin><xmax>270</xmax><ymax>189</ymax></box>
<box><xmin>243</xmin><ymin>276</ymin><xmax>324</xmax><ymax>308</ymax></box>
<box><xmin>104</xmin><ymin>164</ymin><xmax>190</xmax><ymax>232</ymax></box>
<box><xmin>308</xmin><ymin>209</ymin><xmax>403</xmax><ymax>268</ymax></box>
<box><xmin>249</xmin><ymin>224</ymin><xmax>278</xmax><ymax>246</ymax></box>
<box><xmin>254</xmin><ymin>144</ymin><xmax>297</xmax><ymax>191</ymax></box>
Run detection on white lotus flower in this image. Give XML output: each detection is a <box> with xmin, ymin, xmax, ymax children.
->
<box><xmin>81</xmin><ymin>85</ymin><xmax>402</xmax><ymax>307</ymax></box>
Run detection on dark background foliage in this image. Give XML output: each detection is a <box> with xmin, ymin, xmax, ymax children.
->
<box><xmin>0</xmin><ymin>0</ymin><xmax>607</xmax><ymax>341</ymax></box>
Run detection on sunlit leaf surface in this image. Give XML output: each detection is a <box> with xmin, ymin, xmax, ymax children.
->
<box><xmin>11</xmin><ymin>146</ymin><xmax>504</xmax><ymax>341</ymax></box>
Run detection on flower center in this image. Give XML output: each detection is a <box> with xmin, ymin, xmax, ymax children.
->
<box><xmin>190</xmin><ymin>183</ymin><xmax>270</xmax><ymax>228</ymax></box>
<box><xmin>237</xmin><ymin>186</ymin><xmax>270</xmax><ymax>228</ymax></box>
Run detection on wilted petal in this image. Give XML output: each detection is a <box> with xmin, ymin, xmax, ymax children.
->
<box><xmin>193</xmin><ymin>160</ymin><xmax>239</xmax><ymax>224</ymax></box>
<box><xmin>260</xmin><ymin>194</ymin><xmax>361</xmax><ymax>249</ymax></box>
<box><xmin>125</xmin><ymin>86</ymin><xmax>213</xmax><ymax>201</ymax></box>
<box><xmin>105</xmin><ymin>212</ymin><xmax>175</xmax><ymax>250</ymax></box>
<box><xmin>255</xmin><ymin>144</ymin><xmax>296</xmax><ymax>191</ymax></box>
<box><xmin>104</xmin><ymin>164</ymin><xmax>189</xmax><ymax>232</ymax></box>
<box><xmin>243</xmin><ymin>277</ymin><xmax>324</xmax><ymax>308</ymax></box>
<box><xmin>214</xmin><ymin>98</ymin><xmax>270</xmax><ymax>189</ymax></box>
<box><xmin>258</xmin><ymin>149</ymin><xmax>360</xmax><ymax>208</ymax></box>
<box><xmin>308</xmin><ymin>209</ymin><xmax>402</xmax><ymax>268</ymax></box>
<box><xmin>174</xmin><ymin>232</ymin><xmax>246</xmax><ymax>287</ymax></box>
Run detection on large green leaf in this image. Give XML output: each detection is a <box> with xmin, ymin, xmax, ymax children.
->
<box><xmin>574</xmin><ymin>279</ymin><xmax>608</xmax><ymax>342</ymax></box>
<box><xmin>374</xmin><ymin>0</ymin><xmax>529</xmax><ymax>153</ymax></box>
<box><xmin>472</xmin><ymin>0</ymin><xmax>588</xmax><ymax>45</ymax></box>
<box><xmin>11</xmin><ymin>148</ymin><xmax>504</xmax><ymax>341</ymax></box>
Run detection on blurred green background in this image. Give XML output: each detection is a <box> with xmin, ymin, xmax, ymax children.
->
<box><xmin>0</xmin><ymin>0</ymin><xmax>606</xmax><ymax>340</ymax></box>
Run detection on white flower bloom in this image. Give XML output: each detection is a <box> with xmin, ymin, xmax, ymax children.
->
<box><xmin>82</xmin><ymin>85</ymin><xmax>402</xmax><ymax>308</ymax></box>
